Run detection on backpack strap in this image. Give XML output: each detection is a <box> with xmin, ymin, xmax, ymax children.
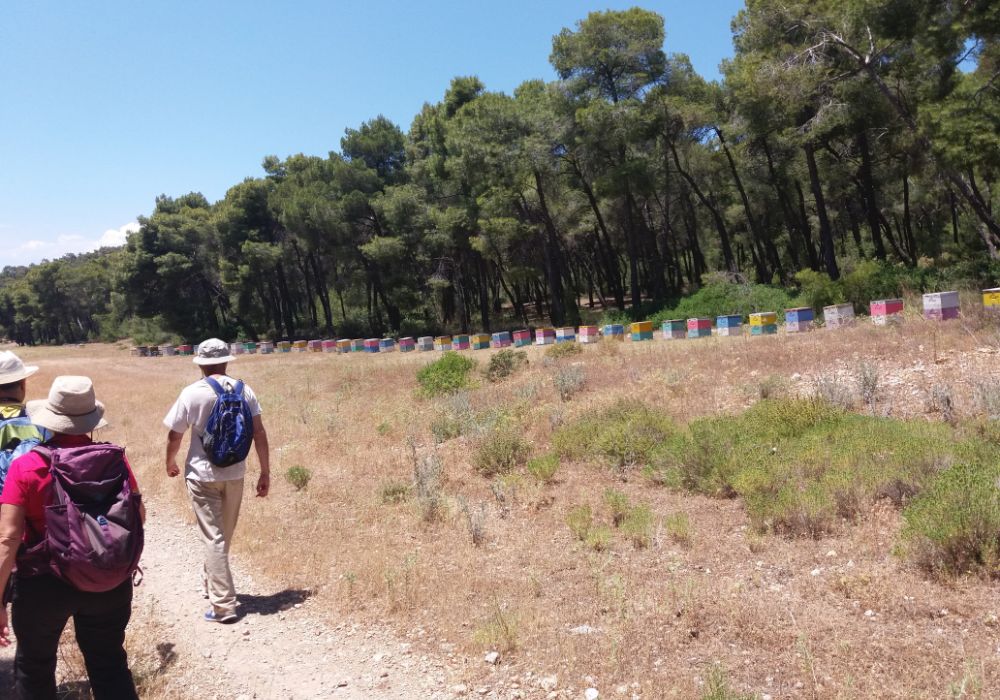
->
<box><xmin>204</xmin><ymin>376</ymin><xmax>225</xmax><ymax>396</ymax></box>
<box><xmin>30</xmin><ymin>444</ymin><xmax>68</xmax><ymax>508</ymax></box>
<box><xmin>233</xmin><ymin>380</ymin><xmax>244</xmax><ymax>397</ymax></box>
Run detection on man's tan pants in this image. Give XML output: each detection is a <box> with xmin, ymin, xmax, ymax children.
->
<box><xmin>186</xmin><ymin>478</ymin><xmax>244</xmax><ymax>616</ymax></box>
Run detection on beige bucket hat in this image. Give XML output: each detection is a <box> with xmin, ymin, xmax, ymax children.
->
<box><xmin>27</xmin><ymin>376</ymin><xmax>107</xmax><ymax>435</ymax></box>
<box><xmin>193</xmin><ymin>338</ymin><xmax>236</xmax><ymax>366</ymax></box>
<box><xmin>0</xmin><ymin>351</ymin><xmax>39</xmax><ymax>384</ymax></box>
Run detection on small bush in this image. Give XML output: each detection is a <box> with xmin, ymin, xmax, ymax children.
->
<box><xmin>621</xmin><ymin>504</ymin><xmax>653</xmax><ymax>549</ymax></box>
<box><xmin>410</xmin><ymin>441</ymin><xmax>444</xmax><ymax>522</ymax></box>
<box><xmin>380</xmin><ymin>481</ymin><xmax>411</xmax><ymax>504</ymax></box>
<box><xmin>856</xmin><ymin>361</ymin><xmax>880</xmax><ymax>412</ymax></box>
<box><xmin>554</xmin><ymin>399</ymin><xmax>687</xmax><ymax>476</ymax></box>
<box><xmin>586</xmin><ymin>525</ymin><xmax>613</xmax><ymax>552</ymax></box>
<box><xmin>901</xmin><ymin>462</ymin><xmax>1000</xmax><ymax>577</ymax></box>
<box><xmin>416</xmin><ymin>352</ymin><xmax>476</xmax><ymax>397</ymax></box>
<box><xmin>527</xmin><ymin>453</ymin><xmax>559</xmax><ymax>484</ymax></box>
<box><xmin>474</xmin><ymin>428</ymin><xmax>529</xmax><ymax>477</ymax></box>
<box><xmin>484</xmin><ymin>349</ymin><xmax>528</xmax><ymax>382</ymax></box>
<box><xmin>460</xmin><ymin>499</ymin><xmax>489</xmax><ymax>547</ymax></box>
<box><xmin>756</xmin><ymin>374</ymin><xmax>789</xmax><ymax>400</ymax></box>
<box><xmin>431</xmin><ymin>413</ymin><xmax>464</xmax><ymax>443</ymax></box>
<box><xmin>546</xmin><ymin>341</ymin><xmax>582</xmax><ymax>359</ymax></box>
<box><xmin>701</xmin><ymin>663</ymin><xmax>755</xmax><ymax>700</ymax></box>
<box><xmin>813</xmin><ymin>375</ymin><xmax>854</xmax><ymax>410</ymax></box>
<box><xmin>553</xmin><ymin>365</ymin><xmax>586</xmax><ymax>401</ymax></box>
<box><xmin>491</xmin><ymin>478</ymin><xmax>516</xmax><ymax>519</ymax></box>
<box><xmin>473</xmin><ymin>599</ymin><xmax>519</xmax><ymax>652</ymax></box>
<box><xmin>431</xmin><ymin>393</ymin><xmax>504</xmax><ymax>443</ymax></box>
<box><xmin>566</xmin><ymin>504</ymin><xmax>593</xmax><ymax>541</ymax></box>
<box><xmin>973</xmin><ymin>379</ymin><xmax>1000</xmax><ymax>419</ymax></box>
<box><xmin>604</xmin><ymin>489</ymin><xmax>631</xmax><ymax>527</ymax></box>
<box><xmin>927</xmin><ymin>383</ymin><xmax>955</xmax><ymax>424</ymax></box>
<box><xmin>285</xmin><ymin>466</ymin><xmax>312</xmax><ymax>491</ymax></box>
<box><xmin>664</xmin><ymin>512</ymin><xmax>691</xmax><ymax>546</ymax></box>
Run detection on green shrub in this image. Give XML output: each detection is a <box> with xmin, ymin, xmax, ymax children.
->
<box><xmin>664</xmin><ymin>512</ymin><xmax>691</xmax><ymax>546</ymax></box>
<box><xmin>380</xmin><ymin>481</ymin><xmax>411</xmax><ymax>504</ymax></box>
<box><xmin>566</xmin><ymin>504</ymin><xmax>593</xmax><ymax>541</ymax></box>
<box><xmin>604</xmin><ymin>488</ymin><xmax>631</xmax><ymax>527</ymax></box>
<box><xmin>474</xmin><ymin>428</ymin><xmax>529</xmax><ymax>477</ymax></box>
<box><xmin>546</xmin><ymin>341</ymin><xmax>582</xmax><ymax>359</ymax></box>
<box><xmin>553</xmin><ymin>400</ymin><xmax>687</xmax><ymax>476</ymax></box>
<box><xmin>527</xmin><ymin>453</ymin><xmax>559</xmax><ymax>484</ymax></box>
<box><xmin>586</xmin><ymin>525</ymin><xmax>613</xmax><ymax>551</ymax></box>
<box><xmin>621</xmin><ymin>504</ymin><xmax>653</xmax><ymax>549</ymax></box>
<box><xmin>430</xmin><ymin>413</ymin><xmax>464</xmax><ymax>443</ymax></box>
<box><xmin>416</xmin><ymin>352</ymin><xmax>476</xmax><ymax>397</ymax></box>
<box><xmin>430</xmin><ymin>393</ymin><xmax>505</xmax><ymax>443</ymax></box>
<box><xmin>285</xmin><ymin>465</ymin><xmax>312</xmax><ymax>491</ymax></box>
<box><xmin>648</xmin><ymin>279</ymin><xmax>794</xmax><ymax>327</ymax></box>
<box><xmin>553</xmin><ymin>366</ymin><xmax>586</xmax><ymax>401</ymax></box>
<box><xmin>793</xmin><ymin>268</ymin><xmax>845</xmax><ymax>313</ymax></box>
<box><xmin>701</xmin><ymin>664</ymin><xmax>755</xmax><ymax>700</ymax></box>
<box><xmin>726</xmin><ymin>411</ymin><xmax>952</xmax><ymax>536</ymax></box>
<box><xmin>484</xmin><ymin>349</ymin><xmax>528</xmax><ymax>382</ymax></box>
<box><xmin>900</xmin><ymin>461</ymin><xmax>1000</xmax><ymax>577</ymax></box>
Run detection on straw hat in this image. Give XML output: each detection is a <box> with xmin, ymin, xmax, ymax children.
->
<box><xmin>27</xmin><ymin>376</ymin><xmax>107</xmax><ymax>435</ymax></box>
<box><xmin>0</xmin><ymin>351</ymin><xmax>39</xmax><ymax>385</ymax></box>
<box><xmin>193</xmin><ymin>338</ymin><xmax>236</xmax><ymax>366</ymax></box>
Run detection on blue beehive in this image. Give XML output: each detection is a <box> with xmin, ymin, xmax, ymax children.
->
<box><xmin>785</xmin><ymin>307</ymin><xmax>815</xmax><ymax>333</ymax></box>
<box><xmin>716</xmin><ymin>314</ymin><xmax>743</xmax><ymax>337</ymax></box>
<box><xmin>603</xmin><ymin>324</ymin><xmax>625</xmax><ymax>340</ymax></box>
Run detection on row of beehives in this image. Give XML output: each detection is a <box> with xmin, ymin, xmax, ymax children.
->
<box><xmin>130</xmin><ymin>289</ymin><xmax>995</xmax><ymax>357</ymax></box>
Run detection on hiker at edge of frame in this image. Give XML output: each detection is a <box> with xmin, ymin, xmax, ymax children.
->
<box><xmin>0</xmin><ymin>375</ymin><xmax>145</xmax><ymax>700</ymax></box>
<box><xmin>163</xmin><ymin>337</ymin><xmax>270</xmax><ymax>624</ymax></box>
<box><xmin>0</xmin><ymin>351</ymin><xmax>47</xmax><ymax>493</ymax></box>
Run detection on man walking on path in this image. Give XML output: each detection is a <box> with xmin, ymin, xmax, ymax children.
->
<box><xmin>163</xmin><ymin>338</ymin><xmax>270</xmax><ymax>623</ymax></box>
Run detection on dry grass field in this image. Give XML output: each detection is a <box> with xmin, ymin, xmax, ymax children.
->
<box><xmin>8</xmin><ymin>312</ymin><xmax>1000</xmax><ymax>699</ymax></box>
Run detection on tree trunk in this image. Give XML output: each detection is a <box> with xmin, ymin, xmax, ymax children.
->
<box><xmin>803</xmin><ymin>142</ymin><xmax>840</xmax><ymax>279</ymax></box>
<box><xmin>534</xmin><ymin>170</ymin><xmax>567</xmax><ymax>326</ymax></box>
<box><xmin>716</xmin><ymin>127</ymin><xmax>772</xmax><ymax>281</ymax></box>
<box><xmin>670</xmin><ymin>140</ymin><xmax>736</xmax><ymax>272</ymax></box>
<box><xmin>856</xmin><ymin>130</ymin><xmax>887</xmax><ymax>259</ymax></box>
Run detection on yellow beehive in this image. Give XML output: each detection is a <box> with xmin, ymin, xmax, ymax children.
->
<box><xmin>749</xmin><ymin>312</ymin><xmax>777</xmax><ymax>326</ymax></box>
<box><xmin>983</xmin><ymin>288</ymin><xmax>1000</xmax><ymax>308</ymax></box>
<box><xmin>630</xmin><ymin>321</ymin><xmax>653</xmax><ymax>334</ymax></box>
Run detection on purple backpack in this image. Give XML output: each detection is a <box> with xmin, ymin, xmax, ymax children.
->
<box><xmin>20</xmin><ymin>444</ymin><xmax>144</xmax><ymax>592</ymax></box>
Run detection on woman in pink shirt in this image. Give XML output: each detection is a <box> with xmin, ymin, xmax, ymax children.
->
<box><xmin>0</xmin><ymin>376</ymin><xmax>142</xmax><ymax>700</ymax></box>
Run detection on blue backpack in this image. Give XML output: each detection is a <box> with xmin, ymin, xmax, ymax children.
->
<box><xmin>0</xmin><ymin>411</ymin><xmax>42</xmax><ymax>491</ymax></box>
<box><xmin>200</xmin><ymin>377</ymin><xmax>255</xmax><ymax>468</ymax></box>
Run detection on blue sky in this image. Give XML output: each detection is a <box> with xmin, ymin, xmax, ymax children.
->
<box><xmin>0</xmin><ymin>1</ymin><xmax>744</xmax><ymax>267</ymax></box>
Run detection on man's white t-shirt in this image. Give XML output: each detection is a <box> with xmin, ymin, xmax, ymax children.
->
<box><xmin>163</xmin><ymin>375</ymin><xmax>262</xmax><ymax>482</ymax></box>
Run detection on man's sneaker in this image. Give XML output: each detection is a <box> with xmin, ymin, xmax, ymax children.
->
<box><xmin>204</xmin><ymin>610</ymin><xmax>238</xmax><ymax>624</ymax></box>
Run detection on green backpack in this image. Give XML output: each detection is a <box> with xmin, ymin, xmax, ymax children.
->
<box><xmin>0</xmin><ymin>408</ymin><xmax>43</xmax><ymax>491</ymax></box>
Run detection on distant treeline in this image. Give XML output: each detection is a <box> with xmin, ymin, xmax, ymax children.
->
<box><xmin>2</xmin><ymin>2</ymin><xmax>999</xmax><ymax>346</ymax></box>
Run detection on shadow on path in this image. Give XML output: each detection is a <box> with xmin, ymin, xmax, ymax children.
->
<box><xmin>237</xmin><ymin>588</ymin><xmax>312</xmax><ymax>616</ymax></box>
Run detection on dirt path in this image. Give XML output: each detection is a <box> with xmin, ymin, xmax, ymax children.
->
<box><xmin>1</xmin><ymin>504</ymin><xmax>455</xmax><ymax>699</ymax></box>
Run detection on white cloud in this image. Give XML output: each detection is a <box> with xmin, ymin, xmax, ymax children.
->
<box><xmin>97</xmin><ymin>221</ymin><xmax>140</xmax><ymax>248</ymax></box>
<box><xmin>15</xmin><ymin>240</ymin><xmax>48</xmax><ymax>253</ymax></box>
<box><xmin>4</xmin><ymin>221</ymin><xmax>140</xmax><ymax>266</ymax></box>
